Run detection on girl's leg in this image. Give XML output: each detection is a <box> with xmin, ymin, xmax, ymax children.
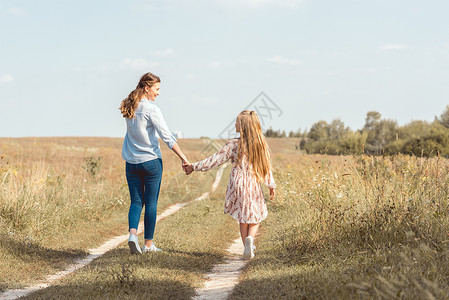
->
<box><xmin>248</xmin><ymin>223</ymin><xmax>260</xmax><ymax>239</ymax></box>
<box><xmin>241</xmin><ymin>223</ymin><xmax>260</xmax><ymax>260</ymax></box>
<box><xmin>239</xmin><ymin>223</ymin><xmax>249</xmax><ymax>244</ymax></box>
<box><xmin>126</xmin><ymin>163</ymin><xmax>145</xmax><ymax>234</ymax></box>
<box><xmin>239</xmin><ymin>222</ymin><xmax>260</xmax><ymax>243</ymax></box>
<box><xmin>142</xmin><ymin>159</ymin><xmax>163</xmax><ymax>247</ymax></box>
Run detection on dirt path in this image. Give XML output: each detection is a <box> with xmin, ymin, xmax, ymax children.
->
<box><xmin>193</xmin><ymin>237</ymin><xmax>246</xmax><ymax>300</ymax></box>
<box><xmin>0</xmin><ymin>164</ymin><xmax>228</xmax><ymax>300</ymax></box>
<box><xmin>192</xmin><ymin>163</ymin><xmax>250</xmax><ymax>299</ymax></box>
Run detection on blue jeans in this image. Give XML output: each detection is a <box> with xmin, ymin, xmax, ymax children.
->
<box><xmin>126</xmin><ymin>159</ymin><xmax>163</xmax><ymax>240</ymax></box>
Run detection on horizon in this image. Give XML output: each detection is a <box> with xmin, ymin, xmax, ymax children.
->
<box><xmin>0</xmin><ymin>105</ymin><xmax>446</xmax><ymax>139</ymax></box>
<box><xmin>1</xmin><ymin>0</ymin><xmax>448</xmax><ymax>138</ymax></box>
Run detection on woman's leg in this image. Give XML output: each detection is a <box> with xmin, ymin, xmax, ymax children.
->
<box><xmin>142</xmin><ymin>159</ymin><xmax>163</xmax><ymax>247</ymax></box>
<box><xmin>126</xmin><ymin>163</ymin><xmax>145</xmax><ymax>234</ymax></box>
<box><xmin>240</xmin><ymin>223</ymin><xmax>249</xmax><ymax>244</ymax></box>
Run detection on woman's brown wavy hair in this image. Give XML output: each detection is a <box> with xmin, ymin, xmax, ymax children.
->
<box><xmin>120</xmin><ymin>72</ymin><xmax>161</xmax><ymax>118</ymax></box>
<box><xmin>236</xmin><ymin>110</ymin><xmax>271</xmax><ymax>183</ymax></box>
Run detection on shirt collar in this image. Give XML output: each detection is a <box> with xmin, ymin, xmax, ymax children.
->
<box><xmin>140</xmin><ymin>97</ymin><xmax>156</xmax><ymax>102</ymax></box>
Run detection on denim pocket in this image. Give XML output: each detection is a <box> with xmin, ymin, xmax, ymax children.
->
<box><xmin>142</xmin><ymin>159</ymin><xmax>162</xmax><ymax>174</ymax></box>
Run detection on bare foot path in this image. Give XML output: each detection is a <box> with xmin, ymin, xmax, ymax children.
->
<box><xmin>193</xmin><ymin>237</ymin><xmax>247</xmax><ymax>300</ymax></box>
<box><xmin>0</xmin><ymin>164</ymin><xmax>228</xmax><ymax>300</ymax></box>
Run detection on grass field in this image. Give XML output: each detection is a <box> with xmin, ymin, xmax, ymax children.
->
<box><xmin>232</xmin><ymin>151</ymin><xmax>449</xmax><ymax>299</ymax></box>
<box><xmin>1</xmin><ymin>137</ymin><xmax>449</xmax><ymax>299</ymax></box>
<box><xmin>0</xmin><ymin>137</ymin><xmax>219</xmax><ymax>291</ymax></box>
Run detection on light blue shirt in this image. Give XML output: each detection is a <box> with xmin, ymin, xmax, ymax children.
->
<box><xmin>122</xmin><ymin>98</ymin><xmax>177</xmax><ymax>164</ymax></box>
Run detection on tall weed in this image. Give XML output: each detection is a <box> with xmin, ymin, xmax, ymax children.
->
<box><xmin>271</xmin><ymin>153</ymin><xmax>449</xmax><ymax>298</ymax></box>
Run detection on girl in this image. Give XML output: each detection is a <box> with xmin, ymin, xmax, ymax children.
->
<box><xmin>185</xmin><ymin>110</ymin><xmax>276</xmax><ymax>260</ymax></box>
<box><xmin>120</xmin><ymin>72</ymin><xmax>190</xmax><ymax>255</ymax></box>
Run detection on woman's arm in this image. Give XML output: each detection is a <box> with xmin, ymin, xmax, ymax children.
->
<box><xmin>148</xmin><ymin>106</ymin><xmax>189</xmax><ymax>168</ymax></box>
<box><xmin>171</xmin><ymin>142</ymin><xmax>189</xmax><ymax>165</ymax></box>
<box><xmin>149</xmin><ymin>106</ymin><xmax>178</xmax><ymax>149</ymax></box>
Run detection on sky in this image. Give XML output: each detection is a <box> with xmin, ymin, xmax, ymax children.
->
<box><xmin>1</xmin><ymin>0</ymin><xmax>448</xmax><ymax>138</ymax></box>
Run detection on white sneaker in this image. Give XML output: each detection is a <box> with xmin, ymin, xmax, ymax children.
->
<box><xmin>128</xmin><ymin>234</ymin><xmax>142</xmax><ymax>255</ymax></box>
<box><xmin>243</xmin><ymin>236</ymin><xmax>254</xmax><ymax>260</ymax></box>
<box><xmin>142</xmin><ymin>243</ymin><xmax>162</xmax><ymax>252</ymax></box>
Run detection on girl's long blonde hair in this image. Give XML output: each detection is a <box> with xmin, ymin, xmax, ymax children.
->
<box><xmin>236</xmin><ymin>110</ymin><xmax>271</xmax><ymax>182</ymax></box>
<box><xmin>120</xmin><ymin>72</ymin><xmax>160</xmax><ymax>118</ymax></box>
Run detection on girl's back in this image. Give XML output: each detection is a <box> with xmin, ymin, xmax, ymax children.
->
<box><xmin>187</xmin><ymin>110</ymin><xmax>276</xmax><ymax>260</ymax></box>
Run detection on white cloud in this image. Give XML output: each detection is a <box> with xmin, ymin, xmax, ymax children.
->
<box><xmin>208</xmin><ymin>62</ymin><xmax>221</xmax><ymax>69</ymax></box>
<box><xmin>7</xmin><ymin>7</ymin><xmax>28</xmax><ymax>16</ymax></box>
<box><xmin>267</xmin><ymin>55</ymin><xmax>301</xmax><ymax>65</ymax></box>
<box><xmin>131</xmin><ymin>0</ymin><xmax>172</xmax><ymax>12</ymax></box>
<box><xmin>365</xmin><ymin>66</ymin><xmax>393</xmax><ymax>73</ymax></box>
<box><xmin>132</xmin><ymin>0</ymin><xmax>307</xmax><ymax>11</ymax></box>
<box><xmin>152</xmin><ymin>48</ymin><xmax>174</xmax><ymax>56</ymax></box>
<box><xmin>298</xmin><ymin>50</ymin><xmax>318</xmax><ymax>56</ymax></box>
<box><xmin>225</xmin><ymin>0</ymin><xmax>306</xmax><ymax>9</ymax></box>
<box><xmin>256</xmin><ymin>0</ymin><xmax>305</xmax><ymax>8</ymax></box>
<box><xmin>131</xmin><ymin>3</ymin><xmax>156</xmax><ymax>11</ymax></box>
<box><xmin>207</xmin><ymin>61</ymin><xmax>237</xmax><ymax>69</ymax></box>
<box><xmin>378</xmin><ymin>44</ymin><xmax>409</xmax><ymax>51</ymax></box>
<box><xmin>87</xmin><ymin>58</ymin><xmax>158</xmax><ymax>73</ymax></box>
<box><xmin>0</xmin><ymin>74</ymin><xmax>14</xmax><ymax>84</ymax></box>
<box><xmin>120</xmin><ymin>58</ymin><xmax>158</xmax><ymax>70</ymax></box>
<box><xmin>190</xmin><ymin>95</ymin><xmax>221</xmax><ymax>106</ymax></box>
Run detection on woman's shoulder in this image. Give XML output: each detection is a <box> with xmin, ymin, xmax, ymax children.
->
<box><xmin>139</xmin><ymin>99</ymin><xmax>155</xmax><ymax>108</ymax></box>
<box><xmin>140</xmin><ymin>100</ymin><xmax>160</xmax><ymax>113</ymax></box>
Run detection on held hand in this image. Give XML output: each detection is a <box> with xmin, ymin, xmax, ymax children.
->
<box><xmin>181</xmin><ymin>159</ymin><xmax>194</xmax><ymax>175</ymax></box>
<box><xmin>182</xmin><ymin>160</ymin><xmax>190</xmax><ymax>172</ymax></box>
<box><xmin>184</xmin><ymin>164</ymin><xmax>194</xmax><ymax>175</ymax></box>
<box><xmin>269</xmin><ymin>188</ymin><xmax>275</xmax><ymax>200</ymax></box>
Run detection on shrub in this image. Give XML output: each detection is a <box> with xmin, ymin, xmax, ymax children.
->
<box><xmin>83</xmin><ymin>156</ymin><xmax>103</xmax><ymax>177</ymax></box>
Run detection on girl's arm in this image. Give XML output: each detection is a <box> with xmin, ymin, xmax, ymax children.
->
<box><xmin>265</xmin><ymin>170</ymin><xmax>276</xmax><ymax>200</ymax></box>
<box><xmin>265</xmin><ymin>169</ymin><xmax>276</xmax><ymax>189</ymax></box>
<box><xmin>191</xmin><ymin>140</ymin><xmax>236</xmax><ymax>172</ymax></box>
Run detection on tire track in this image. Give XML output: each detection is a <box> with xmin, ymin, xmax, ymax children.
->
<box><xmin>193</xmin><ymin>237</ymin><xmax>246</xmax><ymax>300</ymax></box>
<box><xmin>0</xmin><ymin>164</ymin><xmax>228</xmax><ymax>300</ymax></box>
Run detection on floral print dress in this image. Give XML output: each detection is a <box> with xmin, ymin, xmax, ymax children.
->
<box><xmin>193</xmin><ymin>139</ymin><xmax>276</xmax><ymax>223</ymax></box>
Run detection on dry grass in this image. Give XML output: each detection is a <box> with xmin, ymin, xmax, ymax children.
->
<box><xmin>232</xmin><ymin>144</ymin><xmax>449</xmax><ymax>299</ymax></box>
<box><xmin>20</xmin><ymin>164</ymin><xmax>236</xmax><ymax>300</ymax></box>
<box><xmin>0</xmin><ymin>137</ymin><xmax>219</xmax><ymax>291</ymax></box>
<box><xmin>3</xmin><ymin>137</ymin><xmax>449</xmax><ymax>299</ymax></box>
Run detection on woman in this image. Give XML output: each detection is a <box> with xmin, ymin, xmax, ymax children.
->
<box><xmin>120</xmin><ymin>72</ymin><xmax>189</xmax><ymax>254</ymax></box>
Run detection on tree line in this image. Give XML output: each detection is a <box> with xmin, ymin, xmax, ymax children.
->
<box><xmin>265</xmin><ymin>105</ymin><xmax>449</xmax><ymax>157</ymax></box>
